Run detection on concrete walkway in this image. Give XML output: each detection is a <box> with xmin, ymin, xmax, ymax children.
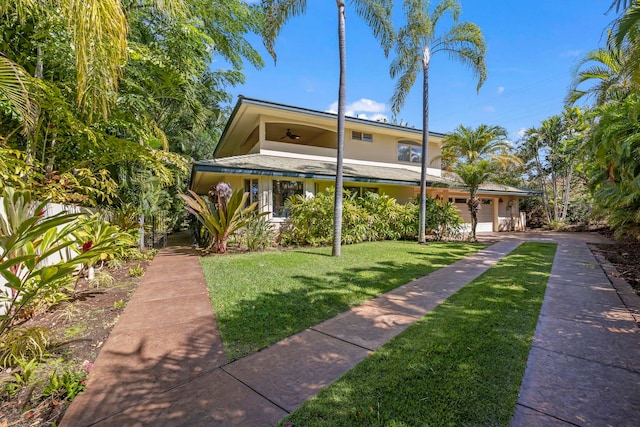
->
<box><xmin>507</xmin><ymin>233</ymin><xmax>640</xmax><ymax>426</ymax></box>
<box><xmin>61</xmin><ymin>232</ymin><xmax>640</xmax><ymax>426</ymax></box>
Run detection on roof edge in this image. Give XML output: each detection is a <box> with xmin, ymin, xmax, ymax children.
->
<box><xmin>237</xmin><ymin>96</ymin><xmax>446</xmax><ymax>137</ymax></box>
<box><xmin>214</xmin><ymin>95</ymin><xmax>447</xmax><ymax>158</ymax></box>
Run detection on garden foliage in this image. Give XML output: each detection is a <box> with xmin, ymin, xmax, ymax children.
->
<box><xmin>0</xmin><ymin>187</ymin><xmax>132</xmax><ymax>366</ymax></box>
<box><xmin>587</xmin><ymin>94</ymin><xmax>640</xmax><ymax>238</ymax></box>
<box><xmin>180</xmin><ymin>184</ymin><xmax>268</xmax><ymax>253</ymax></box>
<box><xmin>280</xmin><ymin>188</ymin><xmax>462</xmax><ymax>246</ymax></box>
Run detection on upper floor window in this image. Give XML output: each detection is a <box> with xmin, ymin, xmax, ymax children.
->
<box><xmin>398</xmin><ymin>141</ymin><xmax>422</xmax><ymax>164</ymax></box>
<box><xmin>352</xmin><ymin>131</ymin><xmax>373</xmax><ymax>142</ymax></box>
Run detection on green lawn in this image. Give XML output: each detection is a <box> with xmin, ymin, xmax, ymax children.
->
<box><xmin>200</xmin><ymin>241</ymin><xmax>484</xmax><ymax>360</ymax></box>
<box><xmin>280</xmin><ymin>242</ymin><xmax>557</xmax><ymax>427</ymax></box>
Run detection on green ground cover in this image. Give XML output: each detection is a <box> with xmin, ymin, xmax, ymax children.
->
<box><xmin>200</xmin><ymin>241</ymin><xmax>484</xmax><ymax>360</ymax></box>
<box><xmin>280</xmin><ymin>242</ymin><xmax>556</xmax><ymax>427</ymax></box>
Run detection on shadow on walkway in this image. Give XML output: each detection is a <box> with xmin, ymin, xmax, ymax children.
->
<box><xmin>62</xmin><ymin>231</ymin><xmax>640</xmax><ymax>426</ymax></box>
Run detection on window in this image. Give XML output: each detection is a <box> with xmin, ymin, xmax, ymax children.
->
<box><xmin>272</xmin><ymin>180</ymin><xmax>304</xmax><ymax>217</ymax></box>
<box><xmin>398</xmin><ymin>142</ymin><xmax>422</xmax><ymax>163</ymax></box>
<box><xmin>363</xmin><ymin>187</ymin><xmax>378</xmax><ymax>195</ymax></box>
<box><xmin>344</xmin><ymin>186</ymin><xmax>361</xmax><ymax>196</ymax></box>
<box><xmin>482</xmin><ymin>199</ymin><xmax>493</xmax><ymax>205</ymax></box>
<box><xmin>453</xmin><ymin>198</ymin><xmax>467</xmax><ymax>204</ymax></box>
<box><xmin>244</xmin><ymin>179</ymin><xmax>259</xmax><ymax>206</ymax></box>
<box><xmin>344</xmin><ymin>186</ymin><xmax>379</xmax><ymax>197</ymax></box>
<box><xmin>352</xmin><ymin>131</ymin><xmax>373</xmax><ymax>142</ymax></box>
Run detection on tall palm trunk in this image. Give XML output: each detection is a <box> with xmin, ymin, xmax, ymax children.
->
<box><xmin>534</xmin><ymin>147</ymin><xmax>552</xmax><ymax>223</ymax></box>
<box><xmin>551</xmin><ymin>168</ymin><xmax>559</xmax><ymax>221</ymax></box>
<box><xmin>419</xmin><ymin>47</ymin><xmax>431</xmax><ymax>244</ymax></box>
<box><xmin>562</xmin><ymin>164</ymin><xmax>574</xmax><ymax>220</ymax></box>
<box><xmin>468</xmin><ymin>193</ymin><xmax>479</xmax><ymax>242</ymax></box>
<box><xmin>332</xmin><ymin>2</ymin><xmax>346</xmax><ymax>257</ymax></box>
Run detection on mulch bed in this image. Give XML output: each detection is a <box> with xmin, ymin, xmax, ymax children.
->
<box><xmin>592</xmin><ymin>231</ymin><xmax>640</xmax><ymax>295</ymax></box>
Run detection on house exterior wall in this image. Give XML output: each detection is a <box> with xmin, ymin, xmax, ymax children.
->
<box><xmin>200</xmin><ymin>172</ymin><xmax>527</xmax><ymax>234</ymax></box>
<box><xmin>201</xmin><ymin>98</ymin><xmax>534</xmax><ymax>234</ymax></box>
<box><xmin>253</xmin><ymin>117</ymin><xmax>442</xmax><ymax>175</ymax></box>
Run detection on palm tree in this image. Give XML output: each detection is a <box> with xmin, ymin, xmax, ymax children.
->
<box><xmin>566</xmin><ymin>41</ymin><xmax>635</xmax><ymax>106</ymax></box>
<box><xmin>0</xmin><ymin>55</ymin><xmax>36</xmax><ymax>134</ymax></box>
<box><xmin>0</xmin><ymin>0</ymin><xmax>187</xmax><ymax>122</ymax></box>
<box><xmin>261</xmin><ymin>0</ymin><xmax>393</xmax><ymax>257</ymax></box>
<box><xmin>609</xmin><ymin>0</ymin><xmax>634</xmax><ymax>11</ymax></box>
<box><xmin>442</xmin><ymin>124</ymin><xmax>518</xmax><ymax>242</ymax></box>
<box><xmin>586</xmin><ymin>93</ymin><xmax>640</xmax><ymax>237</ymax></box>
<box><xmin>389</xmin><ymin>0</ymin><xmax>486</xmax><ymax>244</ymax></box>
<box><xmin>611</xmin><ymin>3</ymin><xmax>640</xmax><ymax>88</ymax></box>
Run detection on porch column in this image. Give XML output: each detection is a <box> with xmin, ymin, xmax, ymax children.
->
<box><xmin>493</xmin><ymin>197</ymin><xmax>499</xmax><ymax>232</ymax></box>
<box><xmin>259</xmin><ymin>116</ymin><xmax>266</xmax><ymax>144</ymax></box>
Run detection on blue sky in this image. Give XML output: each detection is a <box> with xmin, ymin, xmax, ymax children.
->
<box><xmin>218</xmin><ymin>1</ymin><xmax>616</xmax><ymax>141</ymax></box>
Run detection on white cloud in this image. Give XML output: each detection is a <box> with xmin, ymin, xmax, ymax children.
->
<box><xmin>515</xmin><ymin>128</ymin><xmax>527</xmax><ymax>139</ymax></box>
<box><xmin>370</xmin><ymin>113</ymin><xmax>388</xmax><ymax>122</ymax></box>
<box><xmin>327</xmin><ymin>98</ymin><xmax>388</xmax><ymax>119</ymax></box>
<box><xmin>356</xmin><ymin>112</ymin><xmax>388</xmax><ymax>121</ymax></box>
<box><xmin>497</xmin><ymin>86</ymin><xmax>505</xmax><ymax>94</ymax></box>
<box><xmin>483</xmin><ymin>106</ymin><xmax>496</xmax><ymax>113</ymax></box>
<box><xmin>348</xmin><ymin>98</ymin><xmax>386</xmax><ymax>113</ymax></box>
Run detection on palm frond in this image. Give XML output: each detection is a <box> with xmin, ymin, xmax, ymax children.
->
<box><xmin>351</xmin><ymin>0</ymin><xmax>395</xmax><ymax>56</ymax></box>
<box><xmin>0</xmin><ymin>55</ymin><xmax>37</xmax><ymax>134</ymax></box>
<box><xmin>261</xmin><ymin>0</ymin><xmax>307</xmax><ymax>63</ymax></box>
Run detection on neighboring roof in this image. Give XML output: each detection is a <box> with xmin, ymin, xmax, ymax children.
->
<box><xmin>191</xmin><ymin>154</ymin><xmax>538</xmax><ymax>196</ymax></box>
<box><xmin>214</xmin><ymin>96</ymin><xmax>446</xmax><ymax>158</ymax></box>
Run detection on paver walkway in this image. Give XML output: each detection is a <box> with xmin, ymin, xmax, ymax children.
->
<box><xmin>61</xmin><ymin>232</ymin><xmax>640</xmax><ymax>426</ymax></box>
<box><xmin>507</xmin><ymin>234</ymin><xmax>640</xmax><ymax>426</ymax></box>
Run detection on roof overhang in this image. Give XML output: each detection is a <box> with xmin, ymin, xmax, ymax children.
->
<box><xmin>190</xmin><ymin>154</ymin><xmax>539</xmax><ymax>198</ymax></box>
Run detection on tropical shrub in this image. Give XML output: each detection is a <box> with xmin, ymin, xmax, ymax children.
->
<box><xmin>281</xmin><ymin>188</ymin><xmax>462</xmax><ymax>246</ymax></box>
<box><xmin>72</xmin><ymin>213</ymin><xmax>136</xmax><ymax>268</ymax></box>
<box><xmin>280</xmin><ymin>191</ymin><xmax>335</xmax><ymax>246</ymax></box>
<box><xmin>238</xmin><ymin>217</ymin><xmax>276</xmax><ymax>251</ymax></box>
<box><xmin>180</xmin><ymin>184</ymin><xmax>267</xmax><ymax>253</ymax></box>
<box><xmin>0</xmin><ymin>187</ymin><xmax>110</xmax><ymax>356</ymax></box>
<box><xmin>586</xmin><ymin>95</ymin><xmax>640</xmax><ymax>238</ymax></box>
<box><xmin>424</xmin><ymin>197</ymin><xmax>464</xmax><ymax>240</ymax></box>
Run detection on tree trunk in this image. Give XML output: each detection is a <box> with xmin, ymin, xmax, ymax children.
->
<box><xmin>35</xmin><ymin>46</ymin><xmax>43</xmax><ymax>79</ymax></box>
<box><xmin>534</xmin><ymin>148</ymin><xmax>551</xmax><ymax>223</ymax></box>
<box><xmin>468</xmin><ymin>195</ymin><xmax>480</xmax><ymax>242</ymax></box>
<box><xmin>561</xmin><ymin>164</ymin><xmax>573</xmax><ymax>221</ymax></box>
<box><xmin>419</xmin><ymin>48</ymin><xmax>431</xmax><ymax>244</ymax></box>
<box><xmin>138</xmin><ymin>214</ymin><xmax>145</xmax><ymax>251</ymax></box>
<box><xmin>332</xmin><ymin>2</ymin><xmax>346</xmax><ymax>257</ymax></box>
<box><xmin>551</xmin><ymin>169</ymin><xmax>559</xmax><ymax>221</ymax></box>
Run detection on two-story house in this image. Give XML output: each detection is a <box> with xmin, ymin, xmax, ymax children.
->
<box><xmin>189</xmin><ymin>96</ymin><xmax>533</xmax><ymax>232</ymax></box>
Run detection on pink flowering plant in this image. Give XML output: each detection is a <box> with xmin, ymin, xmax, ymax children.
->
<box><xmin>180</xmin><ymin>185</ymin><xmax>268</xmax><ymax>254</ymax></box>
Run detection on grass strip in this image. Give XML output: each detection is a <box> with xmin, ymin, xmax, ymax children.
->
<box><xmin>200</xmin><ymin>241</ymin><xmax>484</xmax><ymax>360</ymax></box>
<box><xmin>281</xmin><ymin>241</ymin><xmax>557</xmax><ymax>427</ymax></box>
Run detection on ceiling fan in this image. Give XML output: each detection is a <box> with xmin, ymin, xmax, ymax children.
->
<box><xmin>280</xmin><ymin>128</ymin><xmax>300</xmax><ymax>140</ymax></box>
